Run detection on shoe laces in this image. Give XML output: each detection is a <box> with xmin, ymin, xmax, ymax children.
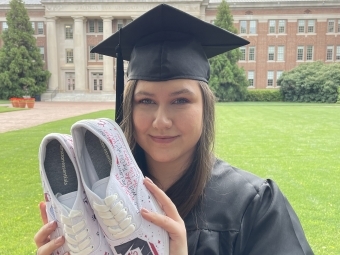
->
<box><xmin>93</xmin><ymin>194</ymin><xmax>136</xmax><ymax>238</ymax></box>
<box><xmin>61</xmin><ymin>210</ymin><xmax>93</xmax><ymax>255</ymax></box>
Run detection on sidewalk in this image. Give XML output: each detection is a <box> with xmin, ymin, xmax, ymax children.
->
<box><xmin>0</xmin><ymin>102</ymin><xmax>114</xmax><ymax>133</ymax></box>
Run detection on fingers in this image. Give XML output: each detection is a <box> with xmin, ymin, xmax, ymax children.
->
<box><xmin>141</xmin><ymin>208</ymin><xmax>185</xmax><ymax>237</ymax></box>
<box><xmin>36</xmin><ymin>236</ymin><xmax>67</xmax><ymax>255</ymax></box>
<box><xmin>142</xmin><ymin>178</ymin><xmax>188</xmax><ymax>255</ymax></box>
<box><xmin>34</xmin><ymin>221</ymin><xmax>66</xmax><ymax>255</ymax></box>
<box><xmin>34</xmin><ymin>221</ymin><xmax>57</xmax><ymax>247</ymax></box>
<box><xmin>39</xmin><ymin>202</ymin><xmax>48</xmax><ymax>225</ymax></box>
<box><xmin>143</xmin><ymin>177</ymin><xmax>182</xmax><ymax>223</ymax></box>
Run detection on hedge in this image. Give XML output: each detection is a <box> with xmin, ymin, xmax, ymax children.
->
<box><xmin>245</xmin><ymin>89</ymin><xmax>283</xmax><ymax>102</ymax></box>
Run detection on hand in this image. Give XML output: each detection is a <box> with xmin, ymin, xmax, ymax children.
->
<box><xmin>34</xmin><ymin>202</ymin><xmax>68</xmax><ymax>255</ymax></box>
<box><xmin>141</xmin><ymin>177</ymin><xmax>188</xmax><ymax>255</ymax></box>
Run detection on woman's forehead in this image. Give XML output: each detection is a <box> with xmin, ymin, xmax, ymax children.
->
<box><xmin>135</xmin><ymin>79</ymin><xmax>200</xmax><ymax>92</ymax></box>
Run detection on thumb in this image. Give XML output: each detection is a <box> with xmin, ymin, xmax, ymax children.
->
<box><xmin>39</xmin><ymin>201</ymin><xmax>48</xmax><ymax>225</ymax></box>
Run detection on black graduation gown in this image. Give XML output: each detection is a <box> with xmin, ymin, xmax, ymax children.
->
<box><xmin>185</xmin><ymin>159</ymin><xmax>314</xmax><ymax>255</ymax></box>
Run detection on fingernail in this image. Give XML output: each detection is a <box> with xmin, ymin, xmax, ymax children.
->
<box><xmin>141</xmin><ymin>208</ymin><xmax>150</xmax><ymax>214</ymax></box>
<box><xmin>48</xmin><ymin>221</ymin><xmax>56</xmax><ymax>228</ymax></box>
<box><xmin>144</xmin><ymin>177</ymin><xmax>154</xmax><ymax>184</ymax></box>
<box><xmin>55</xmin><ymin>236</ymin><xmax>64</xmax><ymax>245</ymax></box>
<box><xmin>64</xmin><ymin>252</ymin><xmax>70</xmax><ymax>255</ymax></box>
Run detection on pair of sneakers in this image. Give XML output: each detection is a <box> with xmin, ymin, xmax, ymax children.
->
<box><xmin>39</xmin><ymin>118</ymin><xmax>169</xmax><ymax>255</ymax></box>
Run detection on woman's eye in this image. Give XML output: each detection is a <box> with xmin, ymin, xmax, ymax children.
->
<box><xmin>173</xmin><ymin>98</ymin><xmax>189</xmax><ymax>104</ymax></box>
<box><xmin>139</xmin><ymin>99</ymin><xmax>154</xmax><ymax>104</ymax></box>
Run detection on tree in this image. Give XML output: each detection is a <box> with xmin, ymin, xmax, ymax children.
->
<box><xmin>278</xmin><ymin>61</ymin><xmax>340</xmax><ymax>103</ymax></box>
<box><xmin>209</xmin><ymin>0</ymin><xmax>248</xmax><ymax>101</ymax></box>
<box><xmin>0</xmin><ymin>0</ymin><xmax>50</xmax><ymax>99</ymax></box>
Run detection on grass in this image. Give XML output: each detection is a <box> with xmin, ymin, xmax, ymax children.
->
<box><xmin>0</xmin><ymin>105</ymin><xmax>26</xmax><ymax>113</ymax></box>
<box><xmin>0</xmin><ymin>103</ymin><xmax>339</xmax><ymax>254</ymax></box>
<box><xmin>0</xmin><ymin>100</ymin><xmax>10</xmax><ymax>104</ymax></box>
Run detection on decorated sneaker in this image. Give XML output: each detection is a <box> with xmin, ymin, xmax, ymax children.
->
<box><xmin>71</xmin><ymin>118</ymin><xmax>169</xmax><ymax>255</ymax></box>
<box><xmin>39</xmin><ymin>133</ymin><xmax>113</xmax><ymax>255</ymax></box>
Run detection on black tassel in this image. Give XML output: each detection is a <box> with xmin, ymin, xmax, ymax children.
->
<box><xmin>115</xmin><ymin>28</ymin><xmax>124</xmax><ymax>125</ymax></box>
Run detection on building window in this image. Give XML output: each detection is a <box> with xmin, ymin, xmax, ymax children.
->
<box><xmin>248</xmin><ymin>71</ymin><xmax>254</xmax><ymax>87</ymax></box>
<box><xmin>338</xmin><ymin>20</ymin><xmax>340</xmax><ymax>33</ymax></box>
<box><xmin>328</xmin><ymin>20</ymin><xmax>335</xmax><ymax>33</ymax></box>
<box><xmin>307</xmin><ymin>20</ymin><xmax>315</xmax><ymax>33</ymax></box>
<box><xmin>31</xmin><ymin>22</ymin><xmax>35</xmax><ymax>31</ymax></box>
<box><xmin>117</xmin><ymin>20</ymin><xmax>124</xmax><ymax>31</ymax></box>
<box><xmin>240</xmin><ymin>20</ymin><xmax>247</xmax><ymax>34</ymax></box>
<box><xmin>2</xmin><ymin>22</ymin><xmax>8</xmax><ymax>31</ymax></box>
<box><xmin>298</xmin><ymin>20</ymin><xmax>305</xmax><ymax>33</ymax></box>
<box><xmin>92</xmin><ymin>73</ymin><xmax>103</xmax><ymax>91</ymax></box>
<box><xmin>98</xmin><ymin>20</ymin><xmax>103</xmax><ymax>33</ymax></box>
<box><xmin>66</xmin><ymin>49</ymin><xmax>74</xmax><ymax>63</ymax></box>
<box><xmin>89</xmin><ymin>20</ymin><xmax>95</xmax><ymax>33</ymax></box>
<box><xmin>88</xmin><ymin>20</ymin><xmax>104</xmax><ymax>33</ymax></box>
<box><xmin>249</xmin><ymin>47</ymin><xmax>255</xmax><ymax>61</ymax></box>
<box><xmin>89</xmin><ymin>46</ymin><xmax>96</xmax><ymax>60</ymax></box>
<box><xmin>306</xmin><ymin>46</ymin><xmax>313</xmax><ymax>61</ymax></box>
<box><xmin>65</xmin><ymin>25</ymin><xmax>73</xmax><ymax>39</ymax></box>
<box><xmin>240</xmin><ymin>47</ymin><xmax>246</xmax><ymax>61</ymax></box>
<box><xmin>326</xmin><ymin>46</ymin><xmax>333</xmax><ymax>61</ymax></box>
<box><xmin>267</xmin><ymin>71</ymin><xmax>274</xmax><ymax>87</ymax></box>
<box><xmin>37</xmin><ymin>22</ymin><xmax>44</xmax><ymax>35</ymax></box>
<box><xmin>98</xmin><ymin>54</ymin><xmax>103</xmax><ymax>60</ymax></box>
<box><xmin>297</xmin><ymin>46</ymin><xmax>304</xmax><ymax>61</ymax></box>
<box><xmin>278</xmin><ymin>20</ymin><xmax>286</xmax><ymax>33</ymax></box>
<box><xmin>268</xmin><ymin>46</ymin><xmax>275</xmax><ymax>61</ymax></box>
<box><xmin>39</xmin><ymin>46</ymin><xmax>45</xmax><ymax>60</ymax></box>
<box><xmin>276</xmin><ymin>71</ymin><xmax>283</xmax><ymax>84</ymax></box>
<box><xmin>249</xmin><ymin>20</ymin><xmax>257</xmax><ymax>34</ymax></box>
<box><xmin>277</xmin><ymin>46</ymin><xmax>284</xmax><ymax>61</ymax></box>
<box><xmin>336</xmin><ymin>46</ymin><xmax>340</xmax><ymax>60</ymax></box>
<box><xmin>269</xmin><ymin>20</ymin><xmax>276</xmax><ymax>34</ymax></box>
<box><xmin>66</xmin><ymin>72</ymin><xmax>75</xmax><ymax>91</ymax></box>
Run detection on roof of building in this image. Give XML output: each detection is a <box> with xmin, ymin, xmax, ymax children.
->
<box><xmin>212</xmin><ymin>0</ymin><xmax>332</xmax><ymax>2</ymax></box>
<box><xmin>0</xmin><ymin>0</ymin><xmax>41</xmax><ymax>4</ymax></box>
<box><xmin>0</xmin><ymin>0</ymin><xmax>333</xmax><ymax>3</ymax></box>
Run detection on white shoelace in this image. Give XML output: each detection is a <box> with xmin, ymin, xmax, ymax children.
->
<box><xmin>93</xmin><ymin>194</ymin><xmax>136</xmax><ymax>238</ymax></box>
<box><xmin>61</xmin><ymin>210</ymin><xmax>93</xmax><ymax>255</ymax></box>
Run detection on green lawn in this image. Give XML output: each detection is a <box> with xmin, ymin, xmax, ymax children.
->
<box><xmin>0</xmin><ymin>103</ymin><xmax>339</xmax><ymax>254</ymax></box>
<box><xmin>0</xmin><ymin>105</ymin><xmax>26</xmax><ymax>113</ymax></box>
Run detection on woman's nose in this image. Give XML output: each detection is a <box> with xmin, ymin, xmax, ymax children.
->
<box><xmin>152</xmin><ymin>106</ymin><xmax>172</xmax><ymax>130</ymax></box>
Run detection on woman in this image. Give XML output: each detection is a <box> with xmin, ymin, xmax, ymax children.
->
<box><xmin>35</xmin><ymin>4</ymin><xmax>314</xmax><ymax>255</ymax></box>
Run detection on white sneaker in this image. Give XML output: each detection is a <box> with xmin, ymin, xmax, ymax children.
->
<box><xmin>71</xmin><ymin>118</ymin><xmax>169</xmax><ymax>255</ymax></box>
<box><xmin>39</xmin><ymin>133</ymin><xmax>113</xmax><ymax>255</ymax></box>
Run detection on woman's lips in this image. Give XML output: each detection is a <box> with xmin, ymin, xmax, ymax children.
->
<box><xmin>150</xmin><ymin>135</ymin><xmax>179</xmax><ymax>143</ymax></box>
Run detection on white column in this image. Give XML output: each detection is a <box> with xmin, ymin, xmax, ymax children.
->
<box><xmin>72</xmin><ymin>16</ymin><xmax>86</xmax><ymax>91</ymax></box>
<box><xmin>44</xmin><ymin>16</ymin><xmax>59</xmax><ymax>90</ymax></box>
<box><xmin>101</xmin><ymin>16</ymin><xmax>114</xmax><ymax>92</ymax></box>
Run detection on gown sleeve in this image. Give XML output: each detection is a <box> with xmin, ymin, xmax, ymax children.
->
<box><xmin>234</xmin><ymin>179</ymin><xmax>314</xmax><ymax>255</ymax></box>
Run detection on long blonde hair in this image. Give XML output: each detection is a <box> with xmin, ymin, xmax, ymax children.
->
<box><xmin>121</xmin><ymin>80</ymin><xmax>215</xmax><ymax>218</ymax></box>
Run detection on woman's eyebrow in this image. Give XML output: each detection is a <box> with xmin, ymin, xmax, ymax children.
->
<box><xmin>170</xmin><ymin>89</ymin><xmax>194</xmax><ymax>96</ymax></box>
<box><xmin>134</xmin><ymin>91</ymin><xmax>154</xmax><ymax>97</ymax></box>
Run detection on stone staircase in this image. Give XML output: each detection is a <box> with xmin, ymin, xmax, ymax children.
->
<box><xmin>40</xmin><ymin>91</ymin><xmax>116</xmax><ymax>102</ymax></box>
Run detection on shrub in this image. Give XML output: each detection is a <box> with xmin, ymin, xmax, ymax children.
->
<box><xmin>245</xmin><ymin>89</ymin><xmax>283</xmax><ymax>102</ymax></box>
<box><xmin>278</xmin><ymin>62</ymin><xmax>340</xmax><ymax>103</ymax></box>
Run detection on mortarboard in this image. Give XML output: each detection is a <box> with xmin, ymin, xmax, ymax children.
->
<box><xmin>91</xmin><ymin>4</ymin><xmax>249</xmax><ymax>124</ymax></box>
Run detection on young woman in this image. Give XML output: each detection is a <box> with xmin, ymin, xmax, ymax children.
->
<box><xmin>34</xmin><ymin>4</ymin><xmax>314</xmax><ymax>255</ymax></box>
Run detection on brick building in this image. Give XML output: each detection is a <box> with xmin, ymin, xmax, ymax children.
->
<box><xmin>0</xmin><ymin>0</ymin><xmax>339</xmax><ymax>100</ymax></box>
<box><xmin>207</xmin><ymin>0</ymin><xmax>340</xmax><ymax>89</ymax></box>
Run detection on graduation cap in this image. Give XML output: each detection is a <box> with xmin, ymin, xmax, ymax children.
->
<box><xmin>91</xmin><ymin>4</ymin><xmax>249</xmax><ymax>124</ymax></box>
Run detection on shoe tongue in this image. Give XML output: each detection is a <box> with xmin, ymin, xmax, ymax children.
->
<box><xmin>92</xmin><ymin>176</ymin><xmax>109</xmax><ymax>199</ymax></box>
<box><xmin>57</xmin><ymin>191</ymin><xmax>77</xmax><ymax>210</ymax></box>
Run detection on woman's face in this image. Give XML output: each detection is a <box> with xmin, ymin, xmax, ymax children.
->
<box><xmin>132</xmin><ymin>79</ymin><xmax>203</xmax><ymax>166</ymax></box>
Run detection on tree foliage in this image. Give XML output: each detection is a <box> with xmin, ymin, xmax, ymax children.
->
<box><xmin>209</xmin><ymin>0</ymin><xmax>248</xmax><ymax>101</ymax></box>
<box><xmin>278</xmin><ymin>62</ymin><xmax>340</xmax><ymax>103</ymax></box>
<box><xmin>0</xmin><ymin>0</ymin><xmax>50</xmax><ymax>99</ymax></box>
